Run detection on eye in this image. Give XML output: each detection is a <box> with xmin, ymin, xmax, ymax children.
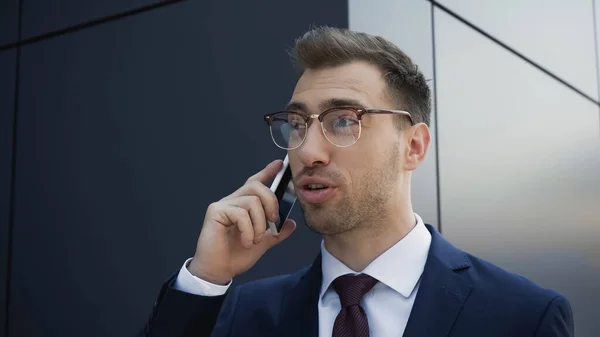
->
<box><xmin>332</xmin><ymin>116</ymin><xmax>359</xmax><ymax>128</ymax></box>
<box><xmin>289</xmin><ymin>116</ymin><xmax>306</xmax><ymax>129</ymax></box>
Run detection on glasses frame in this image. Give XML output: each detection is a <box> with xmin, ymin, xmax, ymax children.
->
<box><xmin>264</xmin><ymin>106</ymin><xmax>414</xmax><ymax>150</ymax></box>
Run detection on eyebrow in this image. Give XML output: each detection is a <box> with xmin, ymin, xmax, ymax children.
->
<box><xmin>285</xmin><ymin>98</ymin><xmax>366</xmax><ymax>114</ymax></box>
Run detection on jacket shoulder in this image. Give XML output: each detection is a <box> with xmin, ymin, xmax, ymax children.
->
<box><xmin>453</xmin><ymin>251</ymin><xmax>573</xmax><ymax>335</ymax></box>
<box><xmin>464</xmin><ymin>251</ymin><xmax>561</xmax><ymax>300</ymax></box>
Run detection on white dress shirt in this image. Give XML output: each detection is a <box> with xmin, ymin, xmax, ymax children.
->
<box><xmin>318</xmin><ymin>213</ymin><xmax>431</xmax><ymax>337</ymax></box>
<box><xmin>174</xmin><ymin>213</ymin><xmax>432</xmax><ymax>337</ymax></box>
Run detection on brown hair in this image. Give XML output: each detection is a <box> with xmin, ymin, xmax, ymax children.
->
<box><xmin>290</xmin><ymin>26</ymin><xmax>431</xmax><ymax>127</ymax></box>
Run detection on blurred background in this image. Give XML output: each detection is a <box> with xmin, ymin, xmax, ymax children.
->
<box><xmin>0</xmin><ymin>0</ymin><xmax>599</xmax><ymax>336</ymax></box>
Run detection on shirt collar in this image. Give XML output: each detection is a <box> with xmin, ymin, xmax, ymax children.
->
<box><xmin>319</xmin><ymin>213</ymin><xmax>432</xmax><ymax>300</ymax></box>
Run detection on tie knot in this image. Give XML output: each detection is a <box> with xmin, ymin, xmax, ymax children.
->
<box><xmin>332</xmin><ymin>273</ymin><xmax>378</xmax><ymax>307</ymax></box>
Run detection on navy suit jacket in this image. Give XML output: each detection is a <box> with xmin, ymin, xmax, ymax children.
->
<box><xmin>140</xmin><ymin>225</ymin><xmax>574</xmax><ymax>337</ymax></box>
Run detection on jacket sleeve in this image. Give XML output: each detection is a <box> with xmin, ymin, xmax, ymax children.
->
<box><xmin>137</xmin><ymin>274</ymin><xmax>230</xmax><ymax>337</ymax></box>
<box><xmin>534</xmin><ymin>295</ymin><xmax>575</xmax><ymax>337</ymax></box>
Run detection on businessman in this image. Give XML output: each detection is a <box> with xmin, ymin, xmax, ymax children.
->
<box><xmin>140</xmin><ymin>27</ymin><xmax>574</xmax><ymax>337</ymax></box>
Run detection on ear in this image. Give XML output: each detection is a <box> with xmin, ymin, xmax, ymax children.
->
<box><xmin>404</xmin><ymin>123</ymin><xmax>431</xmax><ymax>171</ymax></box>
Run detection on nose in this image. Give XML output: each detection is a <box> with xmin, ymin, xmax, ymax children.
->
<box><xmin>295</xmin><ymin>119</ymin><xmax>331</xmax><ymax>168</ymax></box>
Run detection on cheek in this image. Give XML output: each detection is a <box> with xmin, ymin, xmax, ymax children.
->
<box><xmin>339</xmin><ymin>141</ymin><xmax>402</xmax><ymax>182</ymax></box>
<box><xmin>288</xmin><ymin>154</ymin><xmax>301</xmax><ymax>173</ymax></box>
<box><xmin>337</xmin><ymin>149</ymin><xmax>377</xmax><ymax>188</ymax></box>
<box><xmin>344</xmin><ymin>138</ymin><xmax>382</xmax><ymax>166</ymax></box>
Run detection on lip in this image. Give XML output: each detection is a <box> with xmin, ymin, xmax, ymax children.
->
<box><xmin>295</xmin><ymin>176</ymin><xmax>337</xmax><ymax>204</ymax></box>
<box><xmin>297</xmin><ymin>186</ymin><xmax>337</xmax><ymax>204</ymax></box>
<box><xmin>296</xmin><ymin>176</ymin><xmax>336</xmax><ymax>189</ymax></box>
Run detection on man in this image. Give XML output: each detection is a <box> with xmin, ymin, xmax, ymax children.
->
<box><xmin>140</xmin><ymin>27</ymin><xmax>573</xmax><ymax>337</ymax></box>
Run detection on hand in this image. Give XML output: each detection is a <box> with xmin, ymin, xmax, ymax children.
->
<box><xmin>188</xmin><ymin>160</ymin><xmax>297</xmax><ymax>285</ymax></box>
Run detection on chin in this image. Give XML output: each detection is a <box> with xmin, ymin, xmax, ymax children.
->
<box><xmin>308</xmin><ymin>223</ymin><xmax>353</xmax><ymax>236</ymax></box>
<box><xmin>305</xmin><ymin>221</ymin><xmax>334</xmax><ymax>235</ymax></box>
<box><xmin>301</xmin><ymin>209</ymin><xmax>327</xmax><ymax>233</ymax></box>
<box><xmin>303</xmin><ymin>214</ymin><xmax>354</xmax><ymax>236</ymax></box>
<box><xmin>299</xmin><ymin>198</ymin><xmax>354</xmax><ymax>235</ymax></box>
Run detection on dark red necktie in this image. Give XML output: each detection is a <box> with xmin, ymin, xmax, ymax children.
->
<box><xmin>332</xmin><ymin>273</ymin><xmax>379</xmax><ymax>337</ymax></box>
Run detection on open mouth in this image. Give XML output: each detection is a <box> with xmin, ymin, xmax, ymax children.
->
<box><xmin>304</xmin><ymin>183</ymin><xmax>329</xmax><ymax>190</ymax></box>
<box><xmin>298</xmin><ymin>183</ymin><xmax>335</xmax><ymax>204</ymax></box>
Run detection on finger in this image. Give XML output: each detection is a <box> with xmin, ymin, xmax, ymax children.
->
<box><xmin>228</xmin><ymin>196</ymin><xmax>267</xmax><ymax>244</ymax></box>
<box><xmin>221</xmin><ymin>204</ymin><xmax>254</xmax><ymax>249</ymax></box>
<box><xmin>229</xmin><ymin>181</ymin><xmax>279</xmax><ymax>223</ymax></box>
<box><xmin>245</xmin><ymin>159</ymin><xmax>283</xmax><ymax>185</ymax></box>
<box><xmin>261</xmin><ymin>219</ymin><xmax>297</xmax><ymax>250</ymax></box>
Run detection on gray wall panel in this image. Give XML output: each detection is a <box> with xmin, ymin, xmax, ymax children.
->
<box><xmin>435</xmin><ymin>8</ymin><xmax>600</xmax><ymax>337</ymax></box>
<box><xmin>438</xmin><ymin>0</ymin><xmax>599</xmax><ymax>101</ymax></box>
<box><xmin>349</xmin><ymin>0</ymin><xmax>439</xmax><ymax>227</ymax></box>
<box><xmin>21</xmin><ymin>0</ymin><xmax>167</xmax><ymax>39</ymax></box>
<box><xmin>0</xmin><ymin>0</ymin><xmax>18</xmax><ymax>46</ymax></box>
<box><xmin>0</xmin><ymin>50</ymin><xmax>17</xmax><ymax>337</ymax></box>
<box><xmin>10</xmin><ymin>0</ymin><xmax>346</xmax><ymax>336</ymax></box>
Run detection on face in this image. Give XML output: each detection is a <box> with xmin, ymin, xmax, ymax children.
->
<box><xmin>287</xmin><ymin>61</ymin><xmax>411</xmax><ymax>235</ymax></box>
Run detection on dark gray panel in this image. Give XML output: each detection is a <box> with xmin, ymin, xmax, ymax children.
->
<box><xmin>11</xmin><ymin>0</ymin><xmax>347</xmax><ymax>336</ymax></box>
<box><xmin>0</xmin><ymin>0</ymin><xmax>18</xmax><ymax>46</ymax></box>
<box><xmin>21</xmin><ymin>0</ymin><xmax>167</xmax><ymax>39</ymax></box>
<box><xmin>0</xmin><ymin>50</ymin><xmax>17</xmax><ymax>337</ymax></box>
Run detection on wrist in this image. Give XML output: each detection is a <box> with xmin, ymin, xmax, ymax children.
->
<box><xmin>187</xmin><ymin>259</ymin><xmax>231</xmax><ymax>286</ymax></box>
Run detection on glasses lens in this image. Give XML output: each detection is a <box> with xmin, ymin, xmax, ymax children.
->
<box><xmin>322</xmin><ymin>109</ymin><xmax>361</xmax><ymax>147</ymax></box>
<box><xmin>270</xmin><ymin>112</ymin><xmax>306</xmax><ymax>149</ymax></box>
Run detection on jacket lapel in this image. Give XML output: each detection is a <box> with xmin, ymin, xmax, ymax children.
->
<box><xmin>402</xmin><ymin>225</ymin><xmax>473</xmax><ymax>337</ymax></box>
<box><xmin>274</xmin><ymin>225</ymin><xmax>473</xmax><ymax>337</ymax></box>
<box><xmin>276</xmin><ymin>254</ymin><xmax>322</xmax><ymax>337</ymax></box>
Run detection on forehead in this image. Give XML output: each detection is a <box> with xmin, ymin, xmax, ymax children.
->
<box><xmin>290</xmin><ymin>61</ymin><xmax>390</xmax><ymax>111</ymax></box>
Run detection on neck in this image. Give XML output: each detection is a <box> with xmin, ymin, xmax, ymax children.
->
<box><xmin>322</xmin><ymin>202</ymin><xmax>416</xmax><ymax>272</ymax></box>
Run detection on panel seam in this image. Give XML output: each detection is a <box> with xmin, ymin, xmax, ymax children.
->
<box><xmin>0</xmin><ymin>0</ymin><xmax>188</xmax><ymax>51</ymax></box>
<box><xmin>4</xmin><ymin>0</ymin><xmax>24</xmax><ymax>334</ymax></box>
<box><xmin>430</xmin><ymin>3</ymin><xmax>442</xmax><ymax>233</ymax></box>
<box><xmin>427</xmin><ymin>0</ymin><xmax>600</xmax><ymax>108</ymax></box>
<box><xmin>592</xmin><ymin>0</ymin><xmax>600</xmax><ymax>133</ymax></box>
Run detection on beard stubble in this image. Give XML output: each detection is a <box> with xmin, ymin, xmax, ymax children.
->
<box><xmin>300</xmin><ymin>144</ymin><xmax>401</xmax><ymax>236</ymax></box>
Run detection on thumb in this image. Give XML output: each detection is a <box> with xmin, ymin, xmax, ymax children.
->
<box><xmin>260</xmin><ymin>219</ymin><xmax>297</xmax><ymax>250</ymax></box>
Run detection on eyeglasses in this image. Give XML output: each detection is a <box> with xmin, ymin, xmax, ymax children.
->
<box><xmin>264</xmin><ymin>106</ymin><xmax>414</xmax><ymax>150</ymax></box>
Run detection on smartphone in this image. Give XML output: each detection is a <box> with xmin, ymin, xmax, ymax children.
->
<box><xmin>268</xmin><ymin>155</ymin><xmax>297</xmax><ymax>235</ymax></box>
